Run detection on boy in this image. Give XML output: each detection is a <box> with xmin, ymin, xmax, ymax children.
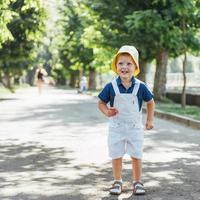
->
<box><xmin>98</xmin><ymin>45</ymin><xmax>155</xmax><ymax>195</ymax></box>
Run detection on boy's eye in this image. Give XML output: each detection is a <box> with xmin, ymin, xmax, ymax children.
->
<box><xmin>118</xmin><ymin>62</ymin><xmax>124</xmax><ymax>66</ymax></box>
<box><xmin>117</xmin><ymin>62</ymin><xmax>134</xmax><ymax>67</ymax></box>
<box><xmin>127</xmin><ymin>62</ymin><xmax>134</xmax><ymax>66</ymax></box>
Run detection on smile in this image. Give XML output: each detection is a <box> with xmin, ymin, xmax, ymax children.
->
<box><xmin>120</xmin><ymin>69</ymin><xmax>129</xmax><ymax>74</ymax></box>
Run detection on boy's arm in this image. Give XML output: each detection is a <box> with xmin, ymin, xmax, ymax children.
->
<box><xmin>145</xmin><ymin>99</ymin><xmax>155</xmax><ymax>130</ymax></box>
<box><xmin>98</xmin><ymin>100</ymin><xmax>118</xmax><ymax>117</ymax></box>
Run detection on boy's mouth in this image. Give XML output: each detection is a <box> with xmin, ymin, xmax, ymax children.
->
<box><xmin>120</xmin><ymin>69</ymin><xmax>129</xmax><ymax>74</ymax></box>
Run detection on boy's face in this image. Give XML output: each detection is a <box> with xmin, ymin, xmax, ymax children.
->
<box><xmin>116</xmin><ymin>54</ymin><xmax>136</xmax><ymax>79</ymax></box>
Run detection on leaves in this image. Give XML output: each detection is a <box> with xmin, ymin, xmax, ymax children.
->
<box><xmin>0</xmin><ymin>0</ymin><xmax>47</xmax><ymax>80</ymax></box>
<box><xmin>0</xmin><ymin>0</ymin><xmax>16</xmax><ymax>45</ymax></box>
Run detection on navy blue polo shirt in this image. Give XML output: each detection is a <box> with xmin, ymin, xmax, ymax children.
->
<box><xmin>98</xmin><ymin>76</ymin><xmax>153</xmax><ymax>111</ymax></box>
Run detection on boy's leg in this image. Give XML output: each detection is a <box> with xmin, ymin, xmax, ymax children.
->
<box><xmin>131</xmin><ymin>157</ymin><xmax>145</xmax><ymax>195</ymax></box>
<box><xmin>112</xmin><ymin>158</ymin><xmax>122</xmax><ymax>180</ymax></box>
<box><xmin>131</xmin><ymin>157</ymin><xmax>142</xmax><ymax>181</ymax></box>
<box><xmin>109</xmin><ymin>158</ymin><xmax>123</xmax><ymax>195</ymax></box>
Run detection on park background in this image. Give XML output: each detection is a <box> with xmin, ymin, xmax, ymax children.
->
<box><xmin>0</xmin><ymin>1</ymin><xmax>200</xmax><ymax>200</ymax></box>
<box><xmin>0</xmin><ymin>0</ymin><xmax>200</xmax><ymax>117</ymax></box>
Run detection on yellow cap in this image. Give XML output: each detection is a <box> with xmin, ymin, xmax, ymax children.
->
<box><xmin>111</xmin><ymin>45</ymin><xmax>140</xmax><ymax>76</ymax></box>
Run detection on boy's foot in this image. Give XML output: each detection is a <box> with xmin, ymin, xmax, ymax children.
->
<box><xmin>109</xmin><ymin>181</ymin><xmax>122</xmax><ymax>195</ymax></box>
<box><xmin>133</xmin><ymin>181</ymin><xmax>145</xmax><ymax>195</ymax></box>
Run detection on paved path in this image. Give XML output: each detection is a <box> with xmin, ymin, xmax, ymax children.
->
<box><xmin>0</xmin><ymin>86</ymin><xmax>199</xmax><ymax>200</ymax></box>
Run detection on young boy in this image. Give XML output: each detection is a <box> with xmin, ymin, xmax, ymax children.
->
<box><xmin>98</xmin><ymin>45</ymin><xmax>155</xmax><ymax>195</ymax></box>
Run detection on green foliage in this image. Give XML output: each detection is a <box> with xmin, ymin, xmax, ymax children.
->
<box><xmin>1</xmin><ymin>0</ymin><xmax>199</xmax><ymax>89</ymax></box>
<box><xmin>84</xmin><ymin>0</ymin><xmax>200</xmax><ymax>61</ymax></box>
<box><xmin>0</xmin><ymin>0</ymin><xmax>15</xmax><ymax>46</ymax></box>
<box><xmin>126</xmin><ymin>6</ymin><xmax>183</xmax><ymax>58</ymax></box>
<box><xmin>0</xmin><ymin>0</ymin><xmax>46</xmax><ymax>79</ymax></box>
<box><xmin>55</xmin><ymin>0</ymin><xmax>200</xmax><ymax>89</ymax></box>
<box><xmin>58</xmin><ymin>0</ymin><xmax>94</xmax><ymax>74</ymax></box>
<box><xmin>84</xmin><ymin>0</ymin><xmax>138</xmax><ymax>48</ymax></box>
<box><xmin>171</xmin><ymin>0</ymin><xmax>200</xmax><ymax>55</ymax></box>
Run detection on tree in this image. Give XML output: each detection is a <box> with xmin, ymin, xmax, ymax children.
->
<box><xmin>82</xmin><ymin>0</ymin><xmax>157</xmax><ymax>86</ymax></box>
<box><xmin>171</xmin><ymin>0</ymin><xmax>200</xmax><ymax>107</ymax></box>
<box><xmin>126</xmin><ymin>6</ymin><xmax>182</xmax><ymax>100</ymax></box>
<box><xmin>127</xmin><ymin>0</ymin><xmax>200</xmax><ymax>101</ymax></box>
<box><xmin>0</xmin><ymin>0</ymin><xmax>14</xmax><ymax>46</ymax></box>
<box><xmin>83</xmin><ymin>0</ymin><xmax>200</xmax><ymax>101</ymax></box>
<box><xmin>0</xmin><ymin>0</ymin><xmax>46</xmax><ymax>91</ymax></box>
<box><xmin>58</xmin><ymin>0</ymin><xmax>95</xmax><ymax>88</ymax></box>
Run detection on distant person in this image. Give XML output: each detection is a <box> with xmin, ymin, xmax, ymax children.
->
<box><xmin>98</xmin><ymin>45</ymin><xmax>155</xmax><ymax>195</ymax></box>
<box><xmin>80</xmin><ymin>76</ymin><xmax>88</xmax><ymax>94</ymax></box>
<box><xmin>35</xmin><ymin>64</ymin><xmax>47</xmax><ymax>95</ymax></box>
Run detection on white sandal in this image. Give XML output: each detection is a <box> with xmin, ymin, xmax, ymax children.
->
<box><xmin>133</xmin><ymin>181</ymin><xmax>145</xmax><ymax>195</ymax></box>
<box><xmin>109</xmin><ymin>181</ymin><xmax>122</xmax><ymax>195</ymax></box>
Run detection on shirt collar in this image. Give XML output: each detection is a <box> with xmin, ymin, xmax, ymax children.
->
<box><xmin>116</xmin><ymin>76</ymin><xmax>136</xmax><ymax>86</ymax></box>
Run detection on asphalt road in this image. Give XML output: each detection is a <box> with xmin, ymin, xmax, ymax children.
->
<box><xmin>0</xmin><ymin>86</ymin><xmax>199</xmax><ymax>200</ymax></box>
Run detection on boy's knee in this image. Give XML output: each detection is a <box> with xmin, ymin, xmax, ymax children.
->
<box><xmin>112</xmin><ymin>157</ymin><xmax>122</xmax><ymax>161</ymax></box>
<box><xmin>131</xmin><ymin>157</ymin><xmax>141</xmax><ymax>161</ymax></box>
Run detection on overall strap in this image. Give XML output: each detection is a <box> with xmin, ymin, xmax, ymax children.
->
<box><xmin>111</xmin><ymin>79</ymin><xmax>120</xmax><ymax>94</ymax></box>
<box><xmin>132</xmin><ymin>79</ymin><xmax>141</xmax><ymax>95</ymax></box>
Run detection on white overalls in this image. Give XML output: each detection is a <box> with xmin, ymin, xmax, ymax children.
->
<box><xmin>108</xmin><ymin>78</ymin><xmax>144</xmax><ymax>159</ymax></box>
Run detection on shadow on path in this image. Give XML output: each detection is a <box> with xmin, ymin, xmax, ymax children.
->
<box><xmin>0</xmin><ymin>132</ymin><xmax>199</xmax><ymax>200</ymax></box>
<box><xmin>0</xmin><ymin>88</ymin><xmax>199</xmax><ymax>199</ymax></box>
<box><xmin>4</xmin><ymin>98</ymin><xmax>105</xmax><ymax>127</ymax></box>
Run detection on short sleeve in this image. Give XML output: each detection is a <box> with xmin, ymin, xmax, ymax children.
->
<box><xmin>98</xmin><ymin>83</ymin><xmax>112</xmax><ymax>104</ymax></box>
<box><xmin>141</xmin><ymin>83</ymin><xmax>153</xmax><ymax>102</ymax></box>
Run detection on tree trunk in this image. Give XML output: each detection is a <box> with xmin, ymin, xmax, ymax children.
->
<box><xmin>99</xmin><ymin>66</ymin><xmax>103</xmax><ymax>89</ymax></box>
<box><xmin>14</xmin><ymin>77</ymin><xmax>20</xmax><ymax>85</ymax></box>
<box><xmin>181</xmin><ymin>17</ymin><xmax>187</xmax><ymax>108</ymax></box>
<box><xmin>2</xmin><ymin>74</ymin><xmax>14</xmax><ymax>92</ymax></box>
<box><xmin>181</xmin><ymin>52</ymin><xmax>187</xmax><ymax>108</ymax></box>
<box><xmin>88</xmin><ymin>67</ymin><xmax>96</xmax><ymax>90</ymax></box>
<box><xmin>26</xmin><ymin>69</ymin><xmax>35</xmax><ymax>86</ymax></box>
<box><xmin>153</xmin><ymin>50</ymin><xmax>168</xmax><ymax>101</ymax></box>
<box><xmin>137</xmin><ymin>59</ymin><xmax>147</xmax><ymax>82</ymax></box>
<box><xmin>69</xmin><ymin>70</ymin><xmax>79</xmax><ymax>88</ymax></box>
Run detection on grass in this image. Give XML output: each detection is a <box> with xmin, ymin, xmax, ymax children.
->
<box><xmin>12</xmin><ymin>83</ymin><xmax>30</xmax><ymax>90</ymax></box>
<box><xmin>156</xmin><ymin>100</ymin><xmax>200</xmax><ymax>121</ymax></box>
<box><xmin>56</xmin><ymin>85</ymin><xmax>72</xmax><ymax>90</ymax></box>
<box><xmin>0</xmin><ymin>86</ymin><xmax>11</xmax><ymax>98</ymax></box>
<box><xmin>0</xmin><ymin>84</ymin><xmax>30</xmax><ymax>98</ymax></box>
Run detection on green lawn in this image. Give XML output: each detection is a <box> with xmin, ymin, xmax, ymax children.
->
<box><xmin>0</xmin><ymin>86</ymin><xmax>11</xmax><ymax>98</ymax></box>
<box><xmin>56</xmin><ymin>85</ymin><xmax>72</xmax><ymax>90</ymax></box>
<box><xmin>0</xmin><ymin>84</ymin><xmax>30</xmax><ymax>98</ymax></box>
<box><xmin>156</xmin><ymin>101</ymin><xmax>200</xmax><ymax>121</ymax></box>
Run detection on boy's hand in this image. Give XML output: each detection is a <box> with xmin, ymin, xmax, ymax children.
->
<box><xmin>106</xmin><ymin>107</ymin><xmax>119</xmax><ymax>117</ymax></box>
<box><xmin>145</xmin><ymin>119</ymin><xmax>154</xmax><ymax>130</ymax></box>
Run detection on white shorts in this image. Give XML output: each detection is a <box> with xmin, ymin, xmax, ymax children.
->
<box><xmin>108</xmin><ymin>122</ymin><xmax>144</xmax><ymax>159</ymax></box>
